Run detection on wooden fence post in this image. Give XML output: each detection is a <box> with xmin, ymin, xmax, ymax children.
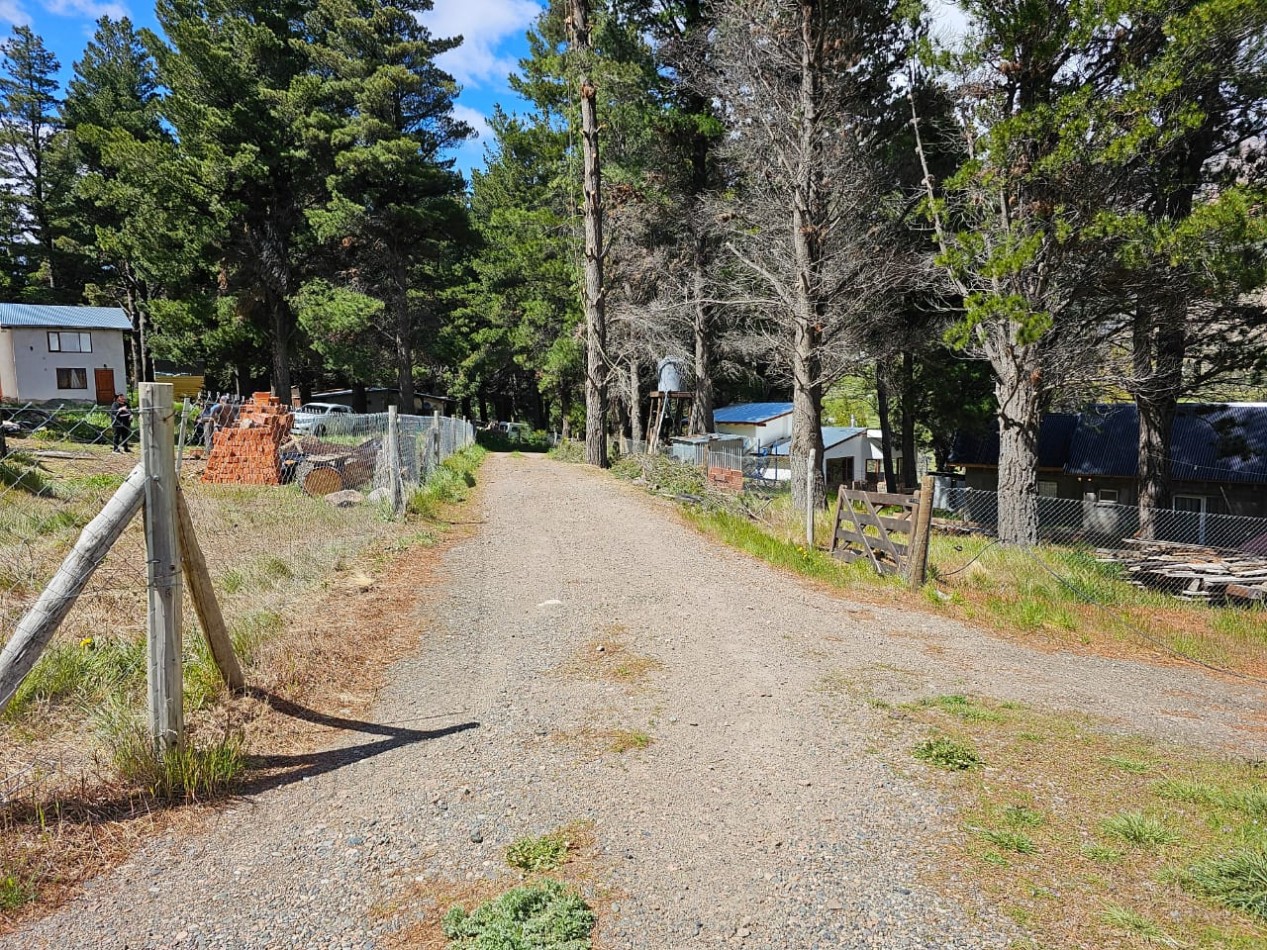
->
<box><xmin>175</xmin><ymin>487</ymin><xmax>244</xmax><ymax>692</ymax></box>
<box><xmin>386</xmin><ymin>405</ymin><xmax>404</xmax><ymax>517</ymax></box>
<box><xmin>805</xmin><ymin>449</ymin><xmax>816</xmax><ymax>547</ymax></box>
<box><xmin>907</xmin><ymin>474</ymin><xmax>936</xmax><ymax>587</ymax></box>
<box><xmin>0</xmin><ymin>465</ymin><xmax>145</xmax><ymax>712</ymax></box>
<box><xmin>141</xmin><ymin>382</ymin><xmax>183</xmax><ymax>753</ymax></box>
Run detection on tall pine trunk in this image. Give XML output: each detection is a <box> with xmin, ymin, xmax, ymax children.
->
<box><xmin>989</xmin><ymin>330</ymin><xmax>1043</xmax><ymax>545</ymax></box>
<box><xmin>788</xmin><ymin>0</ymin><xmax>826</xmax><ymax>512</ymax></box>
<box><xmin>876</xmin><ymin>360</ymin><xmax>898</xmax><ymax>493</ymax></box>
<box><xmin>573</xmin><ymin>0</ymin><xmax>608</xmax><ymax>468</ymax></box>
<box><xmin>629</xmin><ymin>356</ymin><xmax>643</xmax><ymax>445</ymax></box>
<box><xmin>1132</xmin><ymin>306</ymin><xmax>1185</xmax><ymax>539</ymax></box>
<box><xmin>690</xmin><ymin>237</ymin><xmax>715</xmax><ymax>434</ymax></box>
<box><xmin>900</xmin><ymin>350</ymin><xmax>917</xmax><ymax>489</ymax></box>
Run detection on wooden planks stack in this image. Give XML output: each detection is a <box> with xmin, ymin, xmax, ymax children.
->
<box><xmin>1095</xmin><ymin>539</ymin><xmax>1267</xmax><ymax>604</ymax></box>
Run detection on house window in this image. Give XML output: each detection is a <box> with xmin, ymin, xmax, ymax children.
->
<box><xmin>1098</xmin><ymin>489</ymin><xmax>1119</xmax><ymax>504</ymax></box>
<box><xmin>56</xmin><ymin>368</ymin><xmax>88</xmax><ymax>390</ymax></box>
<box><xmin>1038</xmin><ymin>480</ymin><xmax>1059</xmax><ymax>498</ymax></box>
<box><xmin>48</xmin><ymin>331</ymin><xmax>93</xmax><ymax>354</ymax></box>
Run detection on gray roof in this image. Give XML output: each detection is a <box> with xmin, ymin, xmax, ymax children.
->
<box><xmin>0</xmin><ymin>304</ymin><xmax>132</xmax><ymax>330</ymax></box>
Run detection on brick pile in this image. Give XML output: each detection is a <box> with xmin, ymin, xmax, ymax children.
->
<box><xmin>707</xmin><ymin>464</ymin><xmax>744</xmax><ymax>493</ymax></box>
<box><xmin>201</xmin><ymin>392</ymin><xmax>294</xmax><ymax>486</ymax></box>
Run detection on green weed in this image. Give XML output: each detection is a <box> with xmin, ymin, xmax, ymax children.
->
<box><xmin>1081</xmin><ymin>843</ymin><xmax>1123</xmax><ymax>863</ymax></box>
<box><xmin>1184</xmin><ymin>848</ymin><xmax>1267</xmax><ymax>921</ymax></box>
<box><xmin>0</xmin><ymin>873</ymin><xmax>34</xmax><ymax>911</ymax></box>
<box><xmin>4</xmin><ymin>637</ymin><xmax>145</xmax><ymax>721</ymax></box>
<box><xmin>505</xmin><ymin>831</ymin><xmax>572</xmax><ymax>873</ymax></box>
<box><xmin>1100</xmin><ymin>904</ymin><xmax>1170</xmax><ymax>941</ymax></box>
<box><xmin>442</xmin><ymin>879</ymin><xmax>595</xmax><ymax>949</ymax></box>
<box><xmin>979</xmin><ymin>828</ymin><xmax>1037</xmax><ymax>854</ymax></box>
<box><xmin>1099</xmin><ymin>812</ymin><xmax>1179</xmax><ymax>847</ymax></box>
<box><xmin>913</xmin><ymin>736</ymin><xmax>983</xmax><ymax>771</ymax></box>
<box><xmin>608</xmin><ymin>729</ymin><xmax>653</xmax><ymax>753</ymax></box>
<box><xmin>1104</xmin><ymin>756</ymin><xmax>1152</xmax><ymax>774</ymax></box>
<box><xmin>110</xmin><ymin>728</ymin><xmax>244</xmax><ymax>802</ymax></box>
<box><xmin>1154</xmin><ymin>778</ymin><xmax>1224</xmax><ymax>807</ymax></box>
<box><xmin>919</xmin><ymin>694</ymin><xmax>1005</xmax><ymax>723</ymax></box>
<box><xmin>220</xmin><ymin>569</ymin><xmax>246</xmax><ymax>594</ymax></box>
<box><xmin>1001</xmin><ymin>805</ymin><xmax>1045</xmax><ymax>828</ymax></box>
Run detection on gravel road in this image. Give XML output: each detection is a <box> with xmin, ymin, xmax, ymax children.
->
<box><xmin>8</xmin><ymin>454</ymin><xmax>1264</xmax><ymax>949</ymax></box>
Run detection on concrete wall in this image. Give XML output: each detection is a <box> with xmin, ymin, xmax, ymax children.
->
<box><xmin>0</xmin><ymin>326</ymin><xmax>128</xmax><ymax>403</ymax></box>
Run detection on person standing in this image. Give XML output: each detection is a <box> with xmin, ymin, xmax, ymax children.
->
<box><xmin>110</xmin><ymin>394</ymin><xmax>133</xmax><ymax>454</ymax></box>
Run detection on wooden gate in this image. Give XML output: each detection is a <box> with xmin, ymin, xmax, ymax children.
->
<box><xmin>829</xmin><ymin>480</ymin><xmax>934</xmax><ymax>585</ymax></box>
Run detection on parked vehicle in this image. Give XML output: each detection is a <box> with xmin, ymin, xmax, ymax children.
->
<box><xmin>292</xmin><ymin>402</ymin><xmax>357</xmax><ymax>437</ymax></box>
<box><xmin>497</xmin><ymin>421</ymin><xmax>532</xmax><ymax>441</ymax></box>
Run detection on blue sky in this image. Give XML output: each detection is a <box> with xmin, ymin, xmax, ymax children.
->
<box><xmin>0</xmin><ymin>0</ymin><xmax>546</xmax><ymax>180</ymax></box>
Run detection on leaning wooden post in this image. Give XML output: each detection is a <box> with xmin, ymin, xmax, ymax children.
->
<box><xmin>907</xmin><ymin>474</ymin><xmax>936</xmax><ymax>587</ymax></box>
<box><xmin>141</xmin><ymin>382</ymin><xmax>183</xmax><ymax>753</ymax></box>
<box><xmin>386</xmin><ymin>405</ymin><xmax>404</xmax><ymax>518</ymax></box>
<box><xmin>0</xmin><ymin>466</ymin><xmax>145</xmax><ymax>712</ymax></box>
<box><xmin>175</xmin><ymin>487</ymin><xmax>244</xmax><ymax>692</ymax></box>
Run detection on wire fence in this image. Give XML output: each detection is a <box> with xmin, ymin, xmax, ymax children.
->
<box><xmin>1</xmin><ymin>401</ymin><xmax>476</xmax><ymax>721</ymax></box>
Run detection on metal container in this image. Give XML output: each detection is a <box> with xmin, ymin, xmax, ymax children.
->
<box><xmin>656</xmin><ymin>356</ymin><xmax>686</xmax><ymax>393</ymax></box>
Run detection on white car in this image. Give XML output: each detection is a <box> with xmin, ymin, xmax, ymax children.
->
<box><xmin>292</xmin><ymin>402</ymin><xmax>356</xmax><ymax>436</ymax></box>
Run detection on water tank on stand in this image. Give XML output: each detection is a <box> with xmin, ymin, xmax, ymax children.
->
<box><xmin>656</xmin><ymin>356</ymin><xmax>686</xmax><ymax>393</ymax></box>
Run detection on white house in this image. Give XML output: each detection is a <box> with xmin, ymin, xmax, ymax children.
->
<box><xmin>0</xmin><ymin>305</ymin><xmax>131</xmax><ymax>404</ymax></box>
<box><xmin>764</xmin><ymin>426</ymin><xmax>869</xmax><ymax>486</ymax></box>
<box><xmin>713</xmin><ymin>402</ymin><xmax>794</xmax><ymax>450</ymax></box>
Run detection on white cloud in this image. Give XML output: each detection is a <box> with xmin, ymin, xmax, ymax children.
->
<box><xmin>42</xmin><ymin>0</ymin><xmax>128</xmax><ymax>20</ymax></box>
<box><xmin>452</xmin><ymin>103</ymin><xmax>491</xmax><ymax>142</ymax></box>
<box><xmin>449</xmin><ymin>103</ymin><xmax>492</xmax><ymax>177</ymax></box>
<box><xmin>0</xmin><ymin>1</ymin><xmax>29</xmax><ymax>25</ymax></box>
<box><xmin>424</xmin><ymin>0</ymin><xmax>542</xmax><ymax>88</ymax></box>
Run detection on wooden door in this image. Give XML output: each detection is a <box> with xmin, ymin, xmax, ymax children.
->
<box><xmin>94</xmin><ymin>368</ymin><xmax>115</xmax><ymax>405</ymax></box>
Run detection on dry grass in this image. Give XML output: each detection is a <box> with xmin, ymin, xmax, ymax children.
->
<box><xmin>0</xmin><ymin>443</ymin><xmax>487</xmax><ymax>934</ymax></box>
<box><xmin>557</xmin><ymin>628</ymin><xmax>664</xmax><ymax>686</ymax></box>
<box><xmin>868</xmin><ymin>692</ymin><xmax>1267</xmax><ymax>949</ymax></box>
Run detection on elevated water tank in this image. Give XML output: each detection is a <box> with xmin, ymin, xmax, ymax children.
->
<box><xmin>656</xmin><ymin>356</ymin><xmax>686</xmax><ymax>393</ymax></box>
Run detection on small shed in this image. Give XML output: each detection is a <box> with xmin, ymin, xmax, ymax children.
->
<box><xmin>714</xmin><ymin>402</ymin><xmax>794</xmax><ymax>450</ymax></box>
<box><xmin>765</xmin><ymin>426</ymin><xmax>868</xmax><ymax>486</ymax></box>
<box><xmin>669</xmin><ymin>433</ymin><xmax>744</xmax><ymax>466</ymax></box>
<box><xmin>0</xmin><ymin>304</ymin><xmax>131</xmax><ymax>404</ymax></box>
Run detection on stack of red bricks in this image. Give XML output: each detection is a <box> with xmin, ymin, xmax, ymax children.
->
<box><xmin>201</xmin><ymin>392</ymin><xmax>294</xmax><ymax>486</ymax></box>
<box><xmin>707</xmin><ymin>464</ymin><xmax>744</xmax><ymax>492</ymax></box>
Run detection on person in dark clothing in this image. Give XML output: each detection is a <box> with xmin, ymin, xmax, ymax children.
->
<box><xmin>110</xmin><ymin>393</ymin><xmax>133</xmax><ymax>453</ymax></box>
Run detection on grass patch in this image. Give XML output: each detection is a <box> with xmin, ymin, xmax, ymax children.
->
<box><xmin>561</xmin><ymin>637</ymin><xmax>663</xmax><ymax>685</ymax></box>
<box><xmin>3</xmin><ymin>637</ymin><xmax>145</xmax><ymax>722</ymax></box>
<box><xmin>408</xmin><ymin>445</ymin><xmax>487</xmax><ymax>518</ymax></box>
<box><xmin>887</xmin><ymin>694</ymin><xmax>1267</xmax><ymax>947</ymax></box>
<box><xmin>917</xmin><ymin>694</ymin><xmax>1006</xmax><ymax>723</ymax></box>
<box><xmin>505</xmin><ymin>829</ymin><xmax>576</xmax><ymax>874</ymax></box>
<box><xmin>913</xmin><ymin>736</ymin><xmax>982</xmax><ymax>771</ymax></box>
<box><xmin>1100</xmin><ymin>904</ymin><xmax>1171</xmax><ymax>942</ymax></box>
<box><xmin>0</xmin><ymin>872</ymin><xmax>34</xmax><ymax>912</ymax></box>
<box><xmin>108</xmin><ymin>725</ymin><xmax>244</xmax><ymax>803</ymax></box>
<box><xmin>979</xmin><ymin>828</ymin><xmax>1038</xmax><ymax>854</ymax></box>
<box><xmin>1186</xmin><ymin>849</ymin><xmax>1267</xmax><ymax>921</ymax></box>
<box><xmin>1100</xmin><ymin>812</ymin><xmax>1180</xmax><ymax>848</ymax></box>
<box><xmin>607</xmin><ymin>729</ymin><xmax>653</xmax><ymax>753</ymax></box>
<box><xmin>442</xmin><ymin>878</ymin><xmax>595</xmax><ymax>949</ymax></box>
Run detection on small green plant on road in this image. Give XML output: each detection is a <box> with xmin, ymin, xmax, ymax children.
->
<box><xmin>442</xmin><ymin>879</ymin><xmax>595</xmax><ymax>949</ymax></box>
<box><xmin>913</xmin><ymin>736</ymin><xmax>983</xmax><ymax>770</ymax></box>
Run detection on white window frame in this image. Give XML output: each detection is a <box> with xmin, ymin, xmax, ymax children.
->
<box><xmin>1097</xmin><ymin>488</ymin><xmax>1119</xmax><ymax>504</ymax></box>
<box><xmin>1173</xmin><ymin>494</ymin><xmax>1209</xmax><ymax>544</ymax></box>
<box><xmin>1038</xmin><ymin>480</ymin><xmax>1059</xmax><ymax>498</ymax></box>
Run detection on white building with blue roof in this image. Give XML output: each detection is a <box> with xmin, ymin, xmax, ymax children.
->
<box><xmin>0</xmin><ymin>304</ymin><xmax>132</xmax><ymax>404</ymax></box>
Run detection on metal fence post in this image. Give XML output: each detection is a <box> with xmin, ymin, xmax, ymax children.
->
<box><xmin>140</xmin><ymin>382</ymin><xmax>184</xmax><ymax>754</ymax></box>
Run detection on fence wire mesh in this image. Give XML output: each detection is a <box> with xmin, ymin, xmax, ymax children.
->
<box><xmin>2</xmin><ymin>402</ymin><xmax>475</xmax><ymax>741</ymax></box>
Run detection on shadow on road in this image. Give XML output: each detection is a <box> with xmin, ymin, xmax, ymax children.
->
<box><xmin>238</xmin><ymin>688</ymin><xmax>479</xmax><ymax>795</ymax></box>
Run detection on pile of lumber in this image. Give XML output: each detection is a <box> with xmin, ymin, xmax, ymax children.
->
<box><xmin>1096</xmin><ymin>539</ymin><xmax>1267</xmax><ymax>604</ymax></box>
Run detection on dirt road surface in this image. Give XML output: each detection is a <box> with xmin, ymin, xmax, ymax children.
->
<box><xmin>7</xmin><ymin>455</ymin><xmax>1263</xmax><ymax>949</ymax></box>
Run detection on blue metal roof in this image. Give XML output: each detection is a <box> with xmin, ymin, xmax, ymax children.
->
<box><xmin>949</xmin><ymin>413</ymin><xmax>1079</xmax><ymax>470</ymax></box>
<box><xmin>951</xmin><ymin>403</ymin><xmax>1267</xmax><ymax>485</ymax></box>
<box><xmin>713</xmin><ymin>402</ymin><xmax>794</xmax><ymax>425</ymax></box>
<box><xmin>0</xmin><ymin>304</ymin><xmax>132</xmax><ymax>330</ymax></box>
<box><xmin>769</xmin><ymin>427</ymin><xmax>866</xmax><ymax>455</ymax></box>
